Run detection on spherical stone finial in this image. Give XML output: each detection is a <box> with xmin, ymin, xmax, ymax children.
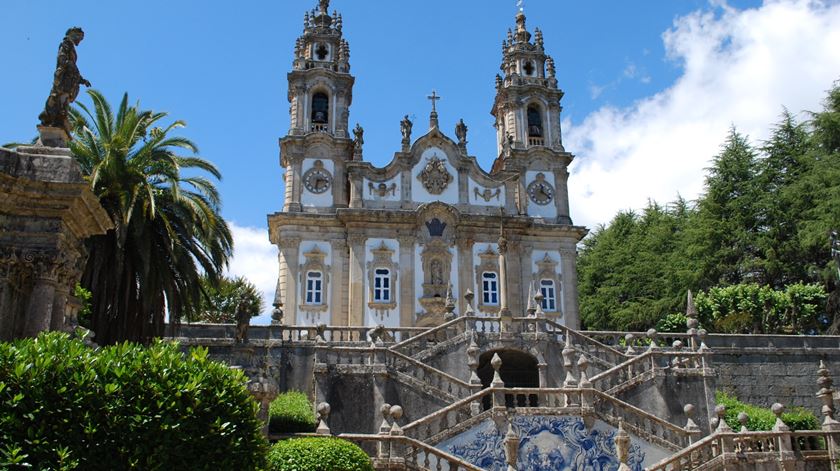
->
<box><xmin>738</xmin><ymin>412</ymin><xmax>749</xmax><ymax>427</ymax></box>
<box><xmin>647</xmin><ymin>328</ymin><xmax>657</xmax><ymax>339</ymax></box>
<box><xmin>771</xmin><ymin>403</ymin><xmax>785</xmax><ymax>417</ymax></box>
<box><xmin>710</xmin><ymin>417</ymin><xmax>720</xmax><ymax>429</ymax></box>
<box><xmin>381</xmin><ymin>403</ymin><xmax>392</xmax><ymax>419</ymax></box>
<box><xmin>390</xmin><ymin>405</ymin><xmax>404</xmax><ymax>421</ymax></box>
<box><xmin>683</xmin><ymin>404</ymin><xmax>695</xmax><ymax>416</ymax></box>
<box><xmin>673</xmin><ymin>340</ymin><xmax>683</xmax><ymax>349</ymax></box>
<box><xmin>317</xmin><ymin>402</ymin><xmax>331</xmax><ymax>417</ymax></box>
<box><xmin>491</xmin><ymin>352</ymin><xmax>503</xmax><ymax>371</ymax></box>
<box><xmin>715</xmin><ymin>404</ymin><xmax>727</xmax><ymax>418</ymax></box>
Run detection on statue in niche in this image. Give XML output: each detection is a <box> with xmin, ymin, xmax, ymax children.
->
<box><xmin>39</xmin><ymin>27</ymin><xmax>91</xmax><ymax>136</ymax></box>
<box><xmin>400</xmin><ymin>115</ymin><xmax>413</xmax><ymax>145</ymax></box>
<box><xmin>430</xmin><ymin>259</ymin><xmax>445</xmax><ymax>286</ymax></box>
<box><xmin>455</xmin><ymin>118</ymin><xmax>468</xmax><ymax>146</ymax></box>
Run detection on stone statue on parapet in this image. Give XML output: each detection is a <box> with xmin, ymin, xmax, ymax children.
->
<box><xmin>38</xmin><ymin>27</ymin><xmax>91</xmax><ymax>142</ymax></box>
<box><xmin>400</xmin><ymin>115</ymin><xmax>413</xmax><ymax>146</ymax></box>
<box><xmin>234</xmin><ymin>299</ymin><xmax>250</xmax><ymax>343</ymax></box>
<box><xmin>455</xmin><ymin>118</ymin><xmax>468</xmax><ymax>147</ymax></box>
<box><xmin>353</xmin><ymin>123</ymin><xmax>364</xmax><ymax>159</ymax></box>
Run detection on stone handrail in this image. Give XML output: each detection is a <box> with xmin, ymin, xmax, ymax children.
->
<box><xmin>315</xmin><ymin>346</ymin><xmax>474</xmax><ymax>402</ymax></box>
<box><xmin>339</xmin><ymin>433</ymin><xmax>487</xmax><ymax>471</ymax></box>
<box><xmin>586</xmin><ymin>330</ymin><xmax>840</xmax><ymax>351</ymax></box>
<box><xmin>539</xmin><ymin>319</ymin><xmax>627</xmax><ymax>368</ymax></box>
<box><xmin>591</xmin><ymin>389</ymin><xmax>693</xmax><ymax>451</ymax></box>
<box><xmin>645</xmin><ymin>429</ymin><xmax>840</xmax><ymax>470</ymax></box>
<box><xmin>168</xmin><ymin>322</ymin><xmax>426</xmax><ymax>343</ymax></box>
<box><xmin>390</xmin><ymin>316</ymin><xmax>469</xmax><ymax>358</ymax></box>
<box><xmin>589</xmin><ymin>351</ymin><xmax>709</xmax><ymax>395</ymax></box>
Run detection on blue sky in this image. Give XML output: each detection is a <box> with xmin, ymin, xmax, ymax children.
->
<box><xmin>2</xmin><ymin>0</ymin><xmax>839</xmax><ymax>321</ymax></box>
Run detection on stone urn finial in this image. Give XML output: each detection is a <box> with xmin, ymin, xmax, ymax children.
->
<box><xmin>817</xmin><ymin>360</ymin><xmax>839</xmax><ymax>426</ymax></box>
<box><xmin>625</xmin><ymin>333</ymin><xmax>636</xmax><ymax>356</ymax></box>
<box><xmin>503</xmin><ymin>421</ymin><xmax>520</xmax><ymax>471</ymax></box>
<box><xmin>771</xmin><ymin>403</ymin><xmax>790</xmax><ymax>432</ymax></box>
<box><xmin>316</xmin><ymin>402</ymin><xmax>331</xmax><ymax>435</ymax></box>
<box><xmin>737</xmin><ymin>412</ymin><xmax>750</xmax><ymax>433</ymax></box>
<box><xmin>491</xmin><ymin>353</ymin><xmax>505</xmax><ymax>388</ymax></box>
<box><xmin>684</xmin><ymin>404</ymin><xmax>700</xmax><ymax>434</ymax></box>
<box><xmin>714</xmin><ymin>404</ymin><xmax>732</xmax><ymax>433</ymax></box>
<box><xmin>646</xmin><ymin>328</ymin><xmax>658</xmax><ymax>351</ymax></box>
<box><xmin>379</xmin><ymin>403</ymin><xmax>392</xmax><ymax>433</ymax></box>
<box><xmin>389</xmin><ymin>405</ymin><xmax>404</xmax><ymax>435</ymax></box>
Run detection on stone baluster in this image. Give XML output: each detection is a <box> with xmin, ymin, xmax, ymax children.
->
<box><xmin>578</xmin><ymin>355</ymin><xmax>594</xmax><ymax>421</ymax></box>
<box><xmin>771</xmin><ymin>403</ymin><xmax>796</xmax><ymax>467</ymax></box>
<box><xmin>684</xmin><ymin>404</ymin><xmax>701</xmax><ymax>445</ymax></box>
<box><xmin>646</xmin><ymin>328</ymin><xmax>658</xmax><ymax>352</ymax></box>
<box><xmin>378</xmin><ymin>403</ymin><xmax>391</xmax><ymax>459</ymax></box>
<box><xmin>388</xmin><ymin>405</ymin><xmax>405</xmax><ymax>467</ymax></box>
<box><xmin>686</xmin><ymin>290</ymin><xmax>699</xmax><ymax>351</ymax></box>
<box><xmin>625</xmin><ymin>333</ymin><xmax>636</xmax><ymax>356</ymax></box>
<box><xmin>562</xmin><ymin>342</ymin><xmax>578</xmax><ymax>407</ymax></box>
<box><xmin>503</xmin><ymin>421</ymin><xmax>520</xmax><ymax>471</ymax></box>
<box><xmin>315</xmin><ymin>402</ymin><xmax>331</xmax><ymax>435</ymax></box>
<box><xmin>491</xmin><ymin>353</ymin><xmax>506</xmax><ymax>409</ymax></box>
<box><xmin>615</xmin><ymin>420</ymin><xmax>632</xmax><ymax>471</ymax></box>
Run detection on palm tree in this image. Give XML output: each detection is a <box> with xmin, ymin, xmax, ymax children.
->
<box><xmin>70</xmin><ymin>90</ymin><xmax>232</xmax><ymax>344</ymax></box>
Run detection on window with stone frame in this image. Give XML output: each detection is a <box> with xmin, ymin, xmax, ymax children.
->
<box><xmin>474</xmin><ymin>245</ymin><xmax>501</xmax><ymax>313</ymax></box>
<box><xmin>540</xmin><ymin>279</ymin><xmax>557</xmax><ymax>312</ymax></box>
<box><xmin>482</xmin><ymin>272</ymin><xmax>499</xmax><ymax>306</ymax></box>
<box><xmin>366</xmin><ymin>241</ymin><xmax>398</xmax><ymax>310</ymax></box>
<box><xmin>299</xmin><ymin>246</ymin><xmax>330</xmax><ymax>312</ymax></box>
<box><xmin>305</xmin><ymin>271</ymin><xmax>323</xmax><ymax>305</ymax></box>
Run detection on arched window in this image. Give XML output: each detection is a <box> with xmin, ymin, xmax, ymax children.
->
<box><xmin>373</xmin><ymin>268</ymin><xmax>391</xmax><ymax>302</ymax></box>
<box><xmin>311</xmin><ymin>92</ymin><xmax>329</xmax><ymax>125</ymax></box>
<box><xmin>482</xmin><ymin>272</ymin><xmax>499</xmax><ymax>306</ymax></box>
<box><xmin>540</xmin><ymin>279</ymin><xmax>557</xmax><ymax>312</ymax></box>
<box><xmin>305</xmin><ymin>271</ymin><xmax>323</xmax><ymax>305</ymax></box>
<box><xmin>527</xmin><ymin>105</ymin><xmax>543</xmax><ymax>137</ymax></box>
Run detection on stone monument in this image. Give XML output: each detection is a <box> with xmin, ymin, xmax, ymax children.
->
<box><xmin>38</xmin><ymin>27</ymin><xmax>91</xmax><ymax>147</ymax></box>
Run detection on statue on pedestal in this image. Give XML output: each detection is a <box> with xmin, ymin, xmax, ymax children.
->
<box><xmin>38</xmin><ymin>27</ymin><xmax>91</xmax><ymax>144</ymax></box>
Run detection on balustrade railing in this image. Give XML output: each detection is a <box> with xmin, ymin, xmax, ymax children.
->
<box><xmin>390</xmin><ymin>317</ymin><xmax>470</xmax><ymax>359</ymax></box>
<box><xmin>589</xmin><ymin>351</ymin><xmax>709</xmax><ymax>395</ymax></box>
<box><xmin>309</xmin><ymin>123</ymin><xmax>330</xmax><ymax>133</ymax></box>
<box><xmin>339</xmin><ymin>434</ymin><xmax>487</xmax><ymax>471</ymax></box>
<box><xmin>539</xmin><ymin>319</ymin><xmax>627</xmax><ymax>369</ymax></box>
<box><xmin>592</xmin><ymin>390</ymin><xmax>693</xmax><ymax>451</ymax></box>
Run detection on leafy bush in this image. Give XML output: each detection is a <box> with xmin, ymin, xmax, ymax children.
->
<box><xmin>655</xmin><ymin>313</ymin><xmax>690</xmax><ymax>333</ymax></box>
<box><xmin>0</xmin><ymin>332</ymin><xmax>267</xmax><ymax>470</ymax></box>
<box><xmin>716</xmin><ymin>391</ymin><xmax>819</xmax><ymax>431</ymax></box>
<box><xmin>269</xmin><ymin>391</ymin><xmax>317</xmax><ymax>433</ymax></box>
<box><xmin>267</xmin><ymin>437</ymin><xmax>373</xmax><ymax>471</ymax></box>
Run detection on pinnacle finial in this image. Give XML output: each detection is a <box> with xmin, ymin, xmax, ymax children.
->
<box><xmin>427</xmin><ymin>90</ymin><xmax>441</xmax><ymax>129</ymax></box>
<box><xmin>319</xmin><ymin>0</ymin><xmax>329</xmax><ymax>14</ymax></box>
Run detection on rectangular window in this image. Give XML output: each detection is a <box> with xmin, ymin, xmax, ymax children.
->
<box><xmin>306</xmin><ymin>271</ymin><xmax>323</xmax><ymax>305</ymax></box>
<box><xmin>374</xmin><ymin>268</ymin><xmax>391</xmax><ymax>302</ymax></box>
<box><xmin>540</xmin><ymin>279</ymin><xmax>556</xmax><ymax>311</ymax></box>
<box><xmin>482</xmin><ymin>272</ymin><xmax>499</xmax><ymax>305</ymax></box>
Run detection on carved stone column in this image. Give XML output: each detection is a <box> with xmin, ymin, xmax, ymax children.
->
<box><xmin>560</xmin><ymin>246</ymin><xmax>580</xmax><ymax>329</ymax></box>
<box><xmin>456</xmin><ymin>238</ymin><xmax>473</xmax><ymax>315</ymax></box>
<box><xmin>23</xmin><ymin>252</ymin><xmax>59</xmax><ymax>337</ymax></box>
<box><xmin>348</xmin><ymin>233</ymin><xmax>366</xmax><ymax>326</ymax></box>
<box><xmin>330</xmin><ymin>239</ymin><xmax>348</xmax><ymax>325</ymax></box>
<box><xmin>554</xmin><ymin>167</ymin><xmax>571</xmax><ymax>225</ymax></box>
<box><xmin>398</xmin><ymin>235</ymin><xmax>415</xmax><ymax>328</ymax></box>
<box><xmin>279</xmin><ymin>238</ymin><xmax>301</xmax><ymax>325</ymax></box>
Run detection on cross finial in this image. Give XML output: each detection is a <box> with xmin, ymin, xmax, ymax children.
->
<box><xmin>427</xmin><ymin>90</ymin><xmax>441</xmax><ymax>113</ymax></box>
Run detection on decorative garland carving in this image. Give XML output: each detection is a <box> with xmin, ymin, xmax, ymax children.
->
<box><xmin>417</xmin><ymin>155</ymin><xmax>452</xmax><ymax>195</ymax></box>
<box><xmin>366</xmin><ymin>241</ymin><xmax>398</xmax><ymax>311</ymax></box>
<box><xmin>474</xmin><ymin>245</ymin><xmax>500</xmax><ymax>314</ymax></box>
<box><xmin>368</xmin><ymin>181</ymin><xmax>397</xmax><ymax>198</ymax></box>
<box><xmin>474</xmin><ymin>187</ymin><xmax>501</xmax><ymax>202</ymax></box>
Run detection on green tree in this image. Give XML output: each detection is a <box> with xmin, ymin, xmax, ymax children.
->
<box><xmin>191</xmin><ymin>275</ymin><xmax>264</xmax><ymax>323</ymax></box>
<box><xmin>70</xmin><ymin>90</ymin><xmax>232</xmax><ymax>344</ymax></box>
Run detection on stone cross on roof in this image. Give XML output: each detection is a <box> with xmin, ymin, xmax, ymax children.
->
<box><xmin>427</xmin><ymin>90</ymin><xmax>441</xmax><ymax>129</ymax></box>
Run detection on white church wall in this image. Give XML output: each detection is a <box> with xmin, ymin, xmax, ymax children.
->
<box><xmin>364</xmin><ymin>238</ymin><xmax>400</xmax><ymax>327</ymax></box>
<box><xmin>525</xmin><ymin>170</ymin><xmax>558</xmax><ymax>220</ymax></box>
<box><xmin>411</xmin><ymin>147</ymin><xmax>459</xmax><ymax>204</ymax></box>
<box><xmin>300</xmin><ymin>158</ymin><xmax>335</xmax><ymax>208</ymax></box>
<box><xmin>296</xmin><ymin>240</ymin><xmax>333</xmax><ymax>326</ymax></box>
<box><xmin>363</xmin><ymin>176</ymin><xmax>401</xmax><ymax>203</ymax></box>
<box><xmin>468</xmin><ymin>177</ymin><xmax>505</xmax><ymax>207</ymax></box>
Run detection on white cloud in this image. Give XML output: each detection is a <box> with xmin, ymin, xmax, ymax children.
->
<box><xmin>226</xmin><ymin>222</ymin><xmax>278</xmax><ymax>325</ymax></box>
<box><xmin>566</xmin><ymin>0</ymin><xmax>840</xmax><ymax>230</ymax></box>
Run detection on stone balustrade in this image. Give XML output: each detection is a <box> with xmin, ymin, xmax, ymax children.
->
<box><xmin>589</xmin><ymin>350</ymin><xmax>711</xmax><ymax>395</ymax></box>
<box><xmin>339</xmin><ymin>433</ymin><xmax>485</xmax><ymax>471</ymax></box>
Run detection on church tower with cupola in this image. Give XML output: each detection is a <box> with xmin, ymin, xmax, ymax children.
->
<box><xmin>490</xmin><ymin>10</ymin><xmax>573</xmax><ymax>225</ymax></box>
<box><xmin>280</xmin><ymin>0</ymin><xmax>354</xmax><ymax>214</ymax></box>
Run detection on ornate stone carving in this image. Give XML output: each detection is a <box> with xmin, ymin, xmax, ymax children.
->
<box><xmin>303</xmin><ymin>160</ymin><xmax>333</xmax><ymax>194</ymax></box>
<box><xmin>400</xmin><ymin>115</ymin><xmax>412</xmax><ymax>148</ymax></box>
<box><xmin>366</xmin><ymin>241</ymin><xmax>398</xmax><ymax>311</ymax></box>
<box><xmin>474</xmin><ymin>187</ymin><xmax>501</xmax><ymax>202</ymax></box>
<box><xmin>417</xmin><ymin>239</ymin><xmax>452</xmax><ymax>323</ymax></box>
<box><xmin>352</xmin><ymin>123</ymin><xmax>364</xmax><ymax>159</ymax></box>
<box><xmin>474</xmin><ymin>245</ymin><xmax>500</xmax><ymax>314</ymax></box>
<box><xmin>533</xmin><ymin>252</ymin><xmax>562</xmax><ymax>315</ymax></box>
<box><xmin>417</xmin><ymin>155</ymin><xmax>452</xmax><ymax>195</ymax></box>
<box><xmin>368</xmin><ymin>181</ymin><xmax>397</xmax><ymax>198</ymax></box>
<box><xmin>299</xmin><ymin>245</ymin><xmax>330</xmax><ymax>313</ymax></box>
<box><xmin>527</xmin><ymin>172</ymin><xmax>555</xmax><ymax>205</ymax></box>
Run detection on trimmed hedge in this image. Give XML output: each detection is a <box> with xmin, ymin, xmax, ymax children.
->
<box><xmin>716</xmin><ymin>391</ymin><xmax>819</xmax><ymax>431</ymax></box>
<box><xmin>268</xmin><ymin>437</ymin><xmax>373</xmax><ymax>471</ymax></box>
<box><xmin>269</xmin><ymin>390</ymin><xmax>317</xmax><ymax>433</ymax></box>
<box><xmin>0</xmin><ymin>332</ymin><xmax>267</xmax><ymax>470</ymax></box>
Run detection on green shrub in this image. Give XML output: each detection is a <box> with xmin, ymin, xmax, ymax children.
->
<box><xmin>267</xmin><ymin>437</ymin><xmax>373</xmax><ymax>471</ymax></box>
<box><xmin>0</xmin><ymin>332</ymin><xmax>267</xmax><ymax>470</ymax></box>
<box><xmin>716</xmin><ymin>391</ymin><xmax>819</xmax><ymax>431</ymax></box>
<box><xmin>269</xmin><ymin>390</ymin><xmax>317</xmax><ymax>433</ymax></box>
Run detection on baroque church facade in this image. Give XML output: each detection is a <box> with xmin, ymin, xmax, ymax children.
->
<box><xmin>269</xmin><ymin>0</ymin><xmax>587</xmax><ymax>329</ymax></box>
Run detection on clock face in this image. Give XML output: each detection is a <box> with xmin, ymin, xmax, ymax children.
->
<box><xmin>527</xmin><ymin>173</ymin><xmax>555</xmax><ymax>205</ymax></box>
<box><xmin>303</xmin><ymin>160</ymin><xmax>332</xmax><ymax>194</ymax></box>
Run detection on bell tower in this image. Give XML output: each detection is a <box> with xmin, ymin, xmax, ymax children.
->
<box><xmin>490</xmin><ymin>10</ymin><xmax>573</xmax><ymax>225</ymax></box>
<box><xmin>280</xmin><ymin>0</ymin><xmax>355</xmax><ymax>212</ymax></box>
